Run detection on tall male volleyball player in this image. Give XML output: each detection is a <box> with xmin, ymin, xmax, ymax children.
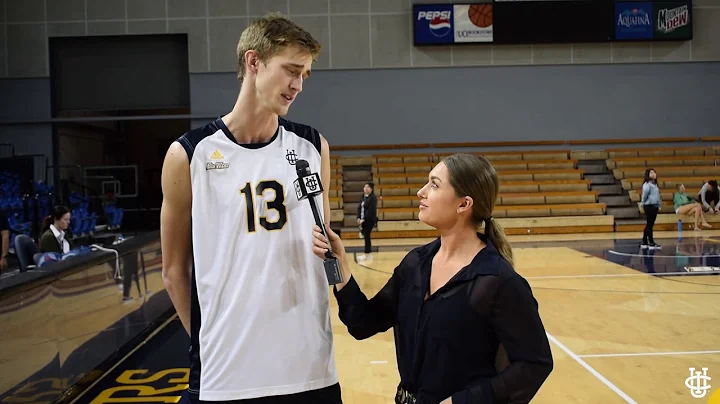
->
<box><xmin>160</xmin><ymin>14</ymin><xmax>341</xmax><ymax>403</ymax></box>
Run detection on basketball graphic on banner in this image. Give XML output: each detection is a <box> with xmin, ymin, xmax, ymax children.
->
<box><xmin>453</xmin><ymin>4</ymin><xmax>493</xmax><ymax>42</ymax></box>
<box><xmin>469</xmin><ymin>4</ymin><xmax>492</xmax><ymax>28</ymax></box>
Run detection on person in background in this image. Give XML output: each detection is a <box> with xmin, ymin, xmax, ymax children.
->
<box><xmin>38</xmin><ymin>205</ymin><xmax>73</xmax><ymax>254</ymax></box>
<box><xmin>697</xmin><ymin>180</ymin><xmax>719</xmax><ymax>214</ymax></box>
<box><xmin>314</xmin><ymin>153</ymin><xmax>553</xmax><ymax>404</ymax></box>
<box><xmin>674</xmin><ymin>184</ymin><xmax>712</xmax><ymax>230</ymax></box>
<box><xmin>356</xmin><ymin>182</ymin><xmax>377</xmax><ymax>261</ymax></box>
<box><xmin>641</xmin><ymin>168</ymin><xmax>661</xmax><ymax>249</ymax></box>
<box><xmin>0</xmin><ymin>209</ymin><xmax>8</xmax><ymax>272</ymax></box>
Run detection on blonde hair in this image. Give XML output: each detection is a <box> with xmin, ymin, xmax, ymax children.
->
<box><xmin>441</xmin><ymin>153</ymin><xmax>514</xmax><ymax>266</ymax></box>
<box><xmin>236</xmin><ymin>13</ymin><xmax>322</xmax><ymax>84</ymax></box>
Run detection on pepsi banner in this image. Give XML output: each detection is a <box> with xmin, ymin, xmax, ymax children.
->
<box><xmin>413</xmin><ymin>3</ymin><xmax>493</xmax><ymax>45</ymax></box>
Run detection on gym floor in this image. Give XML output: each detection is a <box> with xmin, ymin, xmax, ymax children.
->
<box><xmin>73</xmin><ymin>230</ymin><xmax>720</xmax><ymax>404</ymax></box>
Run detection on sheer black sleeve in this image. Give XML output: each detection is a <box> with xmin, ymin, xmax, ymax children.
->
<box><xmin>453</xmin><ymin>272</ymin><xmax>553</xmax><ymax>404</ymax></box>
<box><xmin>332</xmin><ymin>269</ymin><xmax>400</xmax><ymax>340</ymax></box>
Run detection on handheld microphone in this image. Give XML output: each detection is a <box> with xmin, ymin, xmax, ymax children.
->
<box><xmin>294</xmin><ymin>159</ymin><xmax>343</xmax><ymax>285</ymax></box>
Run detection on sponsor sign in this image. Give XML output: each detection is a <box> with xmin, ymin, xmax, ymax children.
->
<box><xmin>453</xmin><ymin>4</ymin><xmax>493</xmax><ymax>43</ymax></box>
<box><xmin>654</xmin><ymin>1</ymin><xmax>691</xmax><ymax>39</ymax></box>
<box><xmin>615</xmin><ymin>2</ymin><xmax>653</xmax><ymax>40</ymax></box>
<box><xmin>414</xmin><ymin>4</ymin><xmax>454</xmax><ymax>45</ymax></box>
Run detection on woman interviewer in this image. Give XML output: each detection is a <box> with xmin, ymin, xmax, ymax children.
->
<box><xmin>313</xmin><ymin>153</ymin><xmax>553</xmax><ymax>404</ymax></box>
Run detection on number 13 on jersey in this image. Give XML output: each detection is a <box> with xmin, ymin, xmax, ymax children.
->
<box><xmin>239</xmin><ymin>180</ymin><xmax>288</xmax><ymax>233</ymax></box>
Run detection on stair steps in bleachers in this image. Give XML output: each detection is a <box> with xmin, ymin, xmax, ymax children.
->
<box><xmin>599</xmin><ymin>195</ymin><xmax>631</xmax><ymax>207</ymax></box>
<box><xmin>591</xmin><ymin>184</ymin><xmax>623</xmax><ymax>195</ymax></box>
<box><xmin>607</xmin><ymin>206</ymin><xmax>641</xmax><ymax>219</ymax></box>
<box><xmin>579</xmin><ymin>159</ymin><xmax>640</xmax><ymax>220</ymax></box>
<box><xmin>343</xmin><ymin>191</ymin><xmax>363</xmax><ymax>202</ymax></box>
<box><xmin>576</xmin><ymin>160</ymin><xmax>608</xmax><ymax>175</ymax></box>
<box><xmin>342</xmin><ymin>165</ymin><xmax>373</xmax><ymax>227</ymax></box>
<box><xmin>584</xmin><ymin>173</ymin><xmax>617</xmax><ymax>185</ymax></box>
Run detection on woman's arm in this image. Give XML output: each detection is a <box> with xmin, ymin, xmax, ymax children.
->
<box><xmin>699</xmin><ymin>184</ymin><xmax>711</xmax><ymax>210</ymax></box>
<box><xmin>368</xmin><ymin>195</ymin><xmax>378</xmax><ymax>222</ymax></box>
<box><xmin>38</xmin><ymin>231</ymin><xmax>58</xmax><ymax>253</ymax></box>
<box><xmin>333</xmin><ymin>264</ymin><xmax>400</xmax><ymax>340</ymax></box>
<box><xmin>450</xmin><ymin>273</ymin><xmax>553</xmax><ymax>404</ymax></box>
<box><xmin>313</xmin><ymin>224</ymin><xmax>400</xmax><ymax>340</ymax></box>
<box><xmin>641</xmin><ymin>183</ymin><xmax>650</xmax><ymax>205</ymax></box>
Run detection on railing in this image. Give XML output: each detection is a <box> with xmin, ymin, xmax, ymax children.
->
<box><xmin>328</xmin><ymin>136</ymin><xmax>719</xmax><ymax>152</ymax></box>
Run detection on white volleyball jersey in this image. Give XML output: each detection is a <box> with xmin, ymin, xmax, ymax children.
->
<box><xmin>177</xmin><ymin>117</ymin><xmax>338</xmax><ymax>401</ymax></box>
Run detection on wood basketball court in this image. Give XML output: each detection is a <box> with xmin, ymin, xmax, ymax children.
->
<box><xmin>335</xmin><ymin>231</ymin><xmax>720</xmax><ymax>404</ymax></box>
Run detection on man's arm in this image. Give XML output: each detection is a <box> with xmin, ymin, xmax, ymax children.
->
<box><xmin>699</xmin><ymin>184</ymin><xmax>711</xmax><ymax>210</ymax></box>
<box><xmin>160</xmin><ymin>141</ymin><xmax>194</xmax><ymax>335</ymax></box>
<box><xmin>320</xmin><ymin>135</ymin><xmax>332</xmax><ymax>228</ymax></box>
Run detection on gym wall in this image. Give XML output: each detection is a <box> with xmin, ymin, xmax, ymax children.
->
<box><xmin>1</xmin><ymin>0</ymin><xmax>719</xmax><ymax>155</ymax></box>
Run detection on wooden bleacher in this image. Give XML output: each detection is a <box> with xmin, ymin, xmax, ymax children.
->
<box><xmin>336</xmin><ymin>149</ymin><xmax>611</xmax><ymax>239</ymax></box>
<box><xmin>328</xmin><ymin>157</ymin><xmax>344</xmax><ymax>225</ymax></box>
<box><xmin>329</xmin><ymin>138</ymin><xmax>720</xmax><ymax>238</ymax></box>
<box><xmin>605</xmin><ymin>147</ymin><xmax>720</xmax><ymax>231</ymax></box>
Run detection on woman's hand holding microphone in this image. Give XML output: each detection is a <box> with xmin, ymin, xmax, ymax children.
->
<box><xmin>312</xmin><ymin>224</ymin><xmax>352</xmax><ymax>290</ymax></box>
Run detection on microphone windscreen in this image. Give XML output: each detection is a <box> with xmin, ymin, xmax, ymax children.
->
<box><xmin>295</xmin><ymin>159</ymin><xmax>310</xmax><ymax>176</ymax></box>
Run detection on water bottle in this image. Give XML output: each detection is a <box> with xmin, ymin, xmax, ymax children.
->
<box><xmin>677</xmin><ymin>219</ymin><xmax>683</xmax><ymax>239</ymax></box>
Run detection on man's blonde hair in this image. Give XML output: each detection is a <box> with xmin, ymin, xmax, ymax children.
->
<box><xmin>236</xmin><ymin>13</ymin><xmax>321</xmax><ymax>84</ymax></box>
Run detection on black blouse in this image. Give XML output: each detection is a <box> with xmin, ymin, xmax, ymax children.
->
<box><xmin>333</xmin><ymin>234</ymin><xmax>553</xmax><ymax>404</ymax></box>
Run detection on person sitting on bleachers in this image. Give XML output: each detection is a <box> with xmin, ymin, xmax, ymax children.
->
<box><xmin>675</xmin><ymin>184</ymin><xmax>712</xmax><ymax>230</ymax></box>
<box><xmin>38</xmin><ymin>205</ymin><xmax>74</xmax><ymax>254</ymax></box>
<box><xmin>697</xmin><ymin>180</ymin><xmax>720</xmax><ymax>214</ymax></box>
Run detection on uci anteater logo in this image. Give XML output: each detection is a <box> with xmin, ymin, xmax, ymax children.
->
<box><xmin>285</xmin><ymin>149</ymin><xmax>298</xmax><ymax>165</ymax></box>
<box><xmin>304</xmin><ymin>175</ymin><xmax>319</xmax><ymax>192</ymax></box>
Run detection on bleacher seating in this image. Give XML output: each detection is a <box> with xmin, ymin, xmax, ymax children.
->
<box><xmin>0</xmin><ymin>170</ymin><xmax>128</xmax><ymax>254</ymax></box>
<box><xmin>0</xmin><ymin>171</ymin><xmax>36</xmax><ymax>251</ymax></box>
<box><xmin>336</xmin><ymin>150</ymin><xmax>612</xmax><ymax>239</ymax></box>
<box><xmin>607</xmin><ymin>147</ymin><xmax>720</xmax><ymax>231</ymax></box>
<box><xmin>328</xmin><ymin>158</ymin><xmax>344</xmax><ymax>225</ymax></box>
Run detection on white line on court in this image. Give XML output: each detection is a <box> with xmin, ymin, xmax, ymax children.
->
<box><xmin>370</xmin><ymin>360</ymin><xmax>388</xmax><ymax>364</ymax></box>
<box><xmin>525</xmin><ymin>271</ymin><xmax>716</xmax><ymax>279</ymax></box>
<box><xmin>578</xmin><ymin>350</ymin><xmax>720</xmax><ymax>358</ymax></box>
<box><xmin>546</xmin><ymin>333</ymin><xmax>638</xmax><ymax>404</ymax></box>
<box><xmin>608</xmin><ymin>250</ymin><xmax>720</xmax><ymax>258</ymax></box>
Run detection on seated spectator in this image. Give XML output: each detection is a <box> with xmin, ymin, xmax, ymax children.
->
<box><xmin>697</xmin><ymin>180</ymin><xmax>719</xmax><ymax>214</ymax></box>
<box><xmin>39</xmin><ymin>205</ymin><xmax>74</xmax><ymax>254</ymax></box>
<box><xmin>675</xmin><ymin>184</ymin><xmax>711</xmax><ymax>229</ymax></box>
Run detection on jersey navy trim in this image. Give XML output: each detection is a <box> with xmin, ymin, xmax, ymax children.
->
<box><xmin>217</xmin><ymin>117</ymin><xmax>280</xmax><ymax>150</ymax></box>
<box><xmin>279</xmin><ymin>118</ymin><xmax>322</xmax><ymax>155</ymax></box>
<box><xmin>189</xmin><ymin>262</ymin><xmax>202</xmax><ymax>394</ymax></box>
<box><xmin>177</xmin><ymin>119</ymin><xmax>223</xmax><ymax>161</ymax></box>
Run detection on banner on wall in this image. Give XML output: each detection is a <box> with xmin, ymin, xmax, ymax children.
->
<box><xmin>414</xmin><ymin>1</ymin><xmax>692</xmax><ymax>46</ymax></box>
<box><xmin>614</xmin><ymin>2</ymin><xmax>654</xmax><ymax>40</ymax></box>
<box><xmin>413</xmin><ymin>3</ymin><xmax>493</xmax><ymax>45</ymax></box>
<box><xmin>454</xmin><ymin>4</ymin><xmax>493</xmax><ymax>42</ymax></box>
<box><xmin>654</xmin><ymin>1</ymin><xmax>692</xmax><ymax>39</ymax></box>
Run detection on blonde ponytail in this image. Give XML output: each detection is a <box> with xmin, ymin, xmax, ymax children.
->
<box><xmin>485</xmin><ymin>218</ymin><xmax>514</xmax><ymax>267</ymax></box>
